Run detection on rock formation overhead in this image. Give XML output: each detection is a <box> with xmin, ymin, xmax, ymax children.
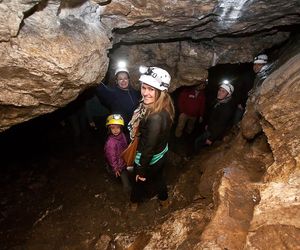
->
<box><xmin>0</xmin><ymin>0</ymin><xmax>299</xmax><ymax>131</ymax></box>
<box><xmin>0</xmin><ymin>1</ymin><xmax>110</xmax><ymax>131</ymax></box>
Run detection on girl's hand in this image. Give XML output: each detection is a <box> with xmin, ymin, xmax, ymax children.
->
<box><xmin>115</xmin><ymin>171</ymin><xmax>121</xmax><ymax>177</ymax></box>
<box><xmin>136</xmin><ymin>175</ymin><xmax>146</xmax><ymax>182</ymax></box>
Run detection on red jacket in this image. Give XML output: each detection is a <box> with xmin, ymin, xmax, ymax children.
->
<box><xmin>178</xmin><ymin>88</ymin><xmax>206</xmax><ymax>117</ymax></box>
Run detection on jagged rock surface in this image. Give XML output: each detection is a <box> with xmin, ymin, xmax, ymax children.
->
<box><xmin>0</xmin><ymin>1</ymin><xmax>110</xmax><ymax>131</ymax></box>
<box><xmin>1</xmin><ymin>0</ymin><xmax>300</xmax><ymax>130</ymax></box>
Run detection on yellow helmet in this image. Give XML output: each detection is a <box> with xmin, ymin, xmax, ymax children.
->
<box><xmin>106</xmin><ymin>114</ymin><xmax>124</xmax><ymax>126</ymax></box>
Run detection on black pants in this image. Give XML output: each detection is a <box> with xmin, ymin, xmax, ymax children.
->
<box><xmin>130</xmin><ymin>157</ymin><xmax>168</xmax><ymax>203</ymax></box>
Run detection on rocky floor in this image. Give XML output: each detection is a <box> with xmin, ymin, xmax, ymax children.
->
<box><xmin>0</xmin><ymin>118</ymin><xmax>208</xmax><ymax>250</ymax></box>
<box><xmin>0</xmin><ymin>117</ymin><xmax>271</xmax><ymax>249</ymax></box>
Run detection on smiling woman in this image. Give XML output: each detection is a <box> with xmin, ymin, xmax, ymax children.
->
<box><xmin>127</xmin><ymin>66</ymin><xmax>175</xmax><ymax>211</ymax></box>
<box><xmin>95</xmin><ymin>62</ymin><xmax>141</xmax><ymax>129</ymax></box>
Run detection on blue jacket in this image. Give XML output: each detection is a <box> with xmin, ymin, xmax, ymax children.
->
<box><xmin>96</xmin><ymin>84</ymin><xmax>140</xmax><ymax>125</ymax></box>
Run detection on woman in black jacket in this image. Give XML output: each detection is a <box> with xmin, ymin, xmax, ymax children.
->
<box><xmin>128</xmin><ymin>66</ymin><xmax>175</xmax><ymax>210</ymax></box>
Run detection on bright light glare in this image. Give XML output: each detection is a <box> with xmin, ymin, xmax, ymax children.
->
<box><xmin>222</xmin><ymin>79</ymin><xmax>230</xmax><ymax>85</ymax></box>
<box><xmin>117</xmin><ymin>61</ymin><xmax>126</xmax><ymax>68</ymax></box>
<box><xmin>139</xmin><ymin>65</ymin><xmax>148</xmax><ymax>74</ymax></box>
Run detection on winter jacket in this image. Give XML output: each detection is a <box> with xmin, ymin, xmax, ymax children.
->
<box><xmin>178</xmin><ymin>88</ymin><xmax>206</xmax><ymax>117</ymax></box>
<box><xmin>135</xmin><ymin>110</ymin><xmax>172</xmax><ymax>177</ymax></box>
<box><xmin>104</xmin><ymin>132</ymin><xmax>128</xmax><ymax>173</ymax></box>
<box><xmin>207</xmin><ymin>98</ymin><xmax>235</xmax><ymax>141</ymax></box>
<box><xmin>96</xmin><ymin>84</ymin><xmax>140</xmax><ymax>125</ymax></box>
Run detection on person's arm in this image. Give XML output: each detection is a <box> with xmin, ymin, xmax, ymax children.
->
<box><xmin>95</xmin><ymin>83</ymin><xmax>115</xmax><ymax>108</ymax></box>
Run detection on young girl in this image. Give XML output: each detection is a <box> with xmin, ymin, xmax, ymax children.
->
<box><xmin>104</xmin><ymin>114</ymin><xmax>131</xmax><ymax>193</ymax></box>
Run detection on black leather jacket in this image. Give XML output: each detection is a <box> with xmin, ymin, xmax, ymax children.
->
<box><xmin>136</xmin><ymin>110</ymin><xmax>172</xmax><ymax>175</ymax></box>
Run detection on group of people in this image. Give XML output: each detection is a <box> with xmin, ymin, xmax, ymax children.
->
<box><xmin>175</xmin><ymin>53</ymin><xmax>269</xmax><ymax>152</ymax></box>
<box><xmin>101</xmin><ymin>63</ymin><xmax>174</xmax><ymax>210</ymax></box>
<box><xmin>98</xmin><ymin>52</ymin><xmax>270</xmax><ymax>211</ymax></box>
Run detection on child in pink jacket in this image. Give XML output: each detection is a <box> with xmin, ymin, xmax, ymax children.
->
<box><xmin>104</xmin><ymin>114</ymin><xmax>131</xmax><ymax>193</ymax></box>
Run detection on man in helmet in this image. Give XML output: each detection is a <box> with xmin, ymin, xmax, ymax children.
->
<box><xmin>194</xmin><ymin>81</ymin><xmax>236</xmax><ymax>151</ymax></box>
<box><xmin>253</xmin><ymin>54</ymin><xmax>268</xmax><ymax>74</ymax></box>
<box><xmin>252</xmin><ymin>53</ymin><xmax>273</xmax><ymax>90</ymax></box>
<box><xmin>96</xmin><ymin>62</ymin><xmax>141</xmax><ymax>131</ymax></box>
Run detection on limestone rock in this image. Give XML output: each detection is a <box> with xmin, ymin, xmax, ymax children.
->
<box><xmin>0</xmin><ymin>1</ymin><xmax>111</xmax><ymax>131</ymax></box>
<box><xmin>0</xmin><ymin>0</ymin><xmax>41</xmax><ymax>42</ymax></box>
<box><xmin>243</xmin><ymin>42</ymin><xmax>300</xmax><ymax>250</ymax></box>
<box><xmin>100</xmin><ymin>1</ymin><xmax>300</xmax><ymax>44</ymax></box>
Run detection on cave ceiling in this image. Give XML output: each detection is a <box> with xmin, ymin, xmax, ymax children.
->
<box><xmin>0</xmin><ymin>0</ymin><xmax>300</xmax><ymax>131</ymax></box>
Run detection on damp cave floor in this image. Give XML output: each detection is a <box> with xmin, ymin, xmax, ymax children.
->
<box><xmin>0</xmin><ymin>125</ymin><xmax>206</xmax><ymax>250</ymax></box>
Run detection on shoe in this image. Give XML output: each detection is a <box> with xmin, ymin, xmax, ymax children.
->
<box><xmin>130</xmin><ymin>202</ymin><xmax>138</xmax><ymax>212</ymax></box>
<box><xmin>159</xmin><ymin>199</ymin><xmax>171</xmax><ymax>209</ymax></box>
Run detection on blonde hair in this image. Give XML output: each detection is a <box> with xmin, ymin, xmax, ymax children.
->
<box><xmin>146</xmin><ymin>90</ymin><xmax>175</xmax><ymax>123</ymax></box>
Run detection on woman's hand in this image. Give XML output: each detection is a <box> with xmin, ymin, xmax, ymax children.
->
<box><xmin>136</xmin><ymin>175</ymin><xmax>146</xmax><ymax>182</ymax></box>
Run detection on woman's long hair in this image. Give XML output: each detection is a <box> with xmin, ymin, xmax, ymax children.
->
<box><xmin>146</xmin><ymin>90</ymin><xmax>175</xmax><ymax>123</ymax></box>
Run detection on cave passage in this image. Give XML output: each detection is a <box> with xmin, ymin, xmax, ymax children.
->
<box><xmin>0</xmin><ymin>62</ymin><xmax>256</xmax><ymax>249</ymax></box>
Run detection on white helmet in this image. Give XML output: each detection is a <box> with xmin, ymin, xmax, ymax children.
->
<box><xmin>220</xmin><ymin>83</ymin><xmax>234</xmax><ymax>96</ymax></box>
<box><xmin>254</xmin><ymin>54</ymin><xmax>268</xmax><ymax>64</ymax></box>
<box><xmin>139</xmin><ymin>66</ymin><xmax>171</xmax><ymax>91</ymax></box>
<box><xmin>115</xmin><ymin>67</ymin><xmax>129</xmax><ymax>76</ymax></box>
<box><xmin>115</xmin><ymin>61</ymin><xmax>129</xmax><ymax>76</ymax></box>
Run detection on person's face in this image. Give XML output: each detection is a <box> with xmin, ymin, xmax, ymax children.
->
<box><xmin>253</xmin><ymin>63</ymin><xmax>264</xmax><ymax>74</ymax></box>
<box><xmin>116</xmin><ymin>72</ymin><xmax>129</xmax><ymax>89</ymax></box>
<box><xmin>217</xmin><ymin>87</ymin><xmax>229</xmax><ymax>100</ymax></box>
<box><xmin>141</xmin><ymin>83</ymin><xmax>157</xmax><ymax>105</ymax></box>
<box><xmin>109</xmin><ymin>124</ymin><xmax>121</xmax><ymax>136</ymax></box>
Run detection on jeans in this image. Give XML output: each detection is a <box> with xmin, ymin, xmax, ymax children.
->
<box><xmin>175</xmin><ymin>113</ymin><xmax>197</xmax><ymax>137</ymax></box>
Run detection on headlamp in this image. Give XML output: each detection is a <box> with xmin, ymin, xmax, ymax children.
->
<box><xmin>222</xmin><ymin>79</ymin><xmax>230</xmax><ymax>85</ymax></box>
<box><xmin>139</xmin><ymin>65</ymin><xmax>148</xmax><ymax>74</ymax></box>
<box><xmin>117</xmin><ymin>61</ymin><xmax>127</xmax><ymax>68</ymax></box>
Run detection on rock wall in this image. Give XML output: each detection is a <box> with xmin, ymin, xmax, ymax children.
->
<box><xmin>1</xmin><ymin>0</ymin><xmax>299</xmax><ymax>131</ymax></box>
<box><xmin>244</xmin><ymin>39</ymin><xmax>300</xmax><ymax>249</ymax></box>
<box><xmin>0</xmin><ymin>1</ymin><xmax>110</xmax><ymax>131</ymax></box>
